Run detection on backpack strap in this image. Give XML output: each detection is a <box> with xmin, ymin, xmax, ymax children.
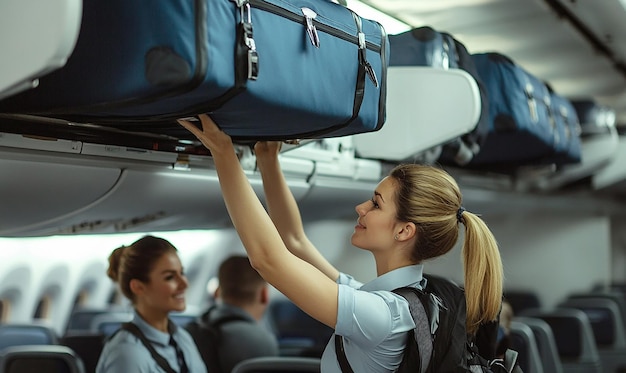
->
<box><xmin>335</xmin><ymin>287</ymin><xmax>433</xmax><ymax>373</ymax></box>
<box><xmin>393</xmin><ymin>287</ymin><xmax>433</xmax><ymax>373</ymax></box>
<box><xmin>335</xmin><ymin>335</ymin><xmax>354</xmax><ymax>373</ymax></box>
<box><xmin>119</xmin><ymin>322</ymin><xmax>177</xmax><ymax>373</ymax></box>
<box><xmin>185</xmin><ymin>305</ymin><xmax>252</xmax><ymax>373</ymax></box>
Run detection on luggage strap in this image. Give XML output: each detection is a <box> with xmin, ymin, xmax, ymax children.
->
<box><xmin>335</xmin><ymin>288</ymin><xmax>432</xmax><ymax>373</ymax></box>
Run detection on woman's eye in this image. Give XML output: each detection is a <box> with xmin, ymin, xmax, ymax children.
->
<box><xmin>371</xmin><ymin>198</ymin><xmax>379</xmax><ymax>208</ymax></box>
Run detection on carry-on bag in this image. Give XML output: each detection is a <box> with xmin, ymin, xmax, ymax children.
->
<box><xmin>548</xmin><ymin>88</ymin><xmax>582</xmax><ymax>165</ymax></box>
<box><xmin>388</xmin><ymin>27</ymin><xmax>489</xmax><ymax>166</ymax></box>
<box><xmin>469</xmin><ymin>52</ymin><xmax>558</xmax><ymax>166</ymax></box>
<box><xmin>389</xmin><ymin>26</ymin><xmax>457</xmax><ymax>68</ymax></box>
<box><xmin>0</xmin><ymin>0</ymin><xmax>389</xmax><ymax>142</ymax></box>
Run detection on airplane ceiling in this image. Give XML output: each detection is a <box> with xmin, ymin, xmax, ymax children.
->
<box><xmin>360</xmin><ymin>0</ymin><xmax>626</xmax><ymax>125</ymax></box>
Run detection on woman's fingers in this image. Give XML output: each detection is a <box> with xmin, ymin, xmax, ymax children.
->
<box><xmin>254</xmin><ymin>141</ymin><xmax>282</xmax><ymax>155</ymax></box>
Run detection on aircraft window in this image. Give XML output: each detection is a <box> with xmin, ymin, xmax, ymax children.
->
<box><xmin>0</xmin><ymin>299</ymin><xmax>9</xmax><ymax>322</ymax></box>
<box><xmin>74</xmin><ymin>290</ymin><xmax>88</xmax><ymax>307</ymax></box>
<box><xmin>107</xmin><ymin>288</ymin><xmax>123</xmax><ymax>306</ymax></box>
<box><xmin>33</xmin><ymin>296</ymin><xmax>51</xmax><ymax>320</ymax></box>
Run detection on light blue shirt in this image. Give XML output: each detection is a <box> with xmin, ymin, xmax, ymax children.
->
<box><xmin>96</xmin><ymin>310</ymin><xmax>207</xmax><ymax>373</ymax></box>
<box><xmin>320</xmin><ymin>264</ymin><xmax>426</xmax><ymax>373</ymax></box>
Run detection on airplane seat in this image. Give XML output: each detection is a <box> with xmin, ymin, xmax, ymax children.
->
<box><xmin>514</xmin><ymin>316</ymin><xmax>564</xmax><ymax>373</ymax></box>
<box><xmin>519</xmin><ymin>308</ymin><xmax>602</xmax><ymax>373</ymax></box>
<box><xmin>504</xmin><ymin>290</ymin><xmax>542</xmax><ymax>314</ymax></box>
<box><xmin>65</xmin><ymin>306</ymin><xmax>131</xmax><ymax>334</ymax></box>
<box><xmin>0</xmin><ymin>323</ymin><xmax>59</xmax><ymax>351</ymax></box>
<box><xmin>60</xmin><ymin>331</ymin><xmax>106</xmax><ymax>373</ymax></box>
<box><xmin>65</xmin><ymin>309</ymin><xmax>106</xmax><ymax>333</ymax></box>
<box><xmin>0</xmin><ymin>345</ymin><xmax>85</xmax><ymax>373</ymax></box>
<box><xmin>265</xmin><ymin>298</ymin><xmax>333</xmax><ymax>358</ymax></box>
<box><xmin>231</xmin><ymin>356</ymin><xmax>320</xmax><ymax>373</ymax></box>
<box><xmin>89</xmin><ymin>312</ymin><xmax>132</xmax><ymax>337</ymax></box>
<box><xmin>558</xmin><ymin>298</ymin><xmax>626</xmax><ymax>373</ymax></box>
<box><xmin>169</xmin><ymin>314</ymin><xmax>196</xmax><ymax>327</ymax></box>
<box><xmin>509</xmin><ymin>321</ymin><xmax>544</xmax><ymax>373</ymax></box>
<box><xmin>573</xmin><ymin>289</ymin><xmax>626</xmax><ymax>329</ymax></box>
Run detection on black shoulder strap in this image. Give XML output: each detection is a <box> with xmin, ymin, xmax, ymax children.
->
<box><xmin>393</xmin><ymin>287</ymin><xmax>433</xmax><ymax>373</ymax></box>
<box><xmin>120</xmin><ymin>322</ymin><xmax>177</xmax><ymax>373</ymax></box>
<box><xmin>335</xmin><ymin>288</ymin><xmax>433</xmax><ymax>373</ymax></box>
<box><xmin>335</xmin><ymin>335</ymin><xmax>354</xmax><ymax>373</ymax></box>
<box><xmin>185</xmin><ymin>306</ymin><xmax>252</xmax><ymax>373</ymax></box>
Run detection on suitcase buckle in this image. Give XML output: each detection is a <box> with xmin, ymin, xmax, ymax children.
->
<box><xmin>302</xmin><ymin>8</ymin><xmax>320</xmax><ymax>48</ymax></box>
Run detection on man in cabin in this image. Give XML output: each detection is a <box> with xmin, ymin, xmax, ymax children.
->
<box><xmin>186</xmin><ymin>255</ymin><xmax>279</xmax><ymax>373</ymax></box>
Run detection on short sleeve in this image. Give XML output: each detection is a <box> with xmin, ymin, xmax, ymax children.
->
<box><xmin>335</xmin><ymin>284</ymin><xmax>415</xmax><ymax>349</ymax></box>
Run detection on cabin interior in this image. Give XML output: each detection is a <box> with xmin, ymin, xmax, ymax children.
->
<box><xmin>1</xmin><ymin>0</ymin><xmax>626</xmax><ymax>372</ymax></box>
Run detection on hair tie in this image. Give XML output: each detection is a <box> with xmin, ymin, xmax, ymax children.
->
<box><xmin>457</xmin><ymin>206</ymin><xmax>466</xmax><ymax>223</ymax></box>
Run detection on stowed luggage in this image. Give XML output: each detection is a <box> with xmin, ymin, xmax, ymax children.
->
<box><xmin>0</xmin><ymin>0</ymin><xmax>389</xmax><ymax>142</ymax></box>
<box><xmin>470</xmin><ymin>52</ymin><xmax>565</xmax><ymax>166</ymax></box>
<box><xmin>547</xmin><ymin>86</ymin><xmax>582</xmax><ymax>165</ymax></box>
<box><xmin>388</xmin><ymin>27</ymin><xmax>489</xmax><ymax>166</ymax></box>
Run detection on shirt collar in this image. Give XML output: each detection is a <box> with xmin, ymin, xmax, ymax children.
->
<box><xmin>132</xmin><ymin>309</ymin><xmax>174</xmax><ymax>347</ymax></box>
<box><xmin>359</xmin><ymin>264</ymin><xmax>426</xmax><ymax>292</ymax></box>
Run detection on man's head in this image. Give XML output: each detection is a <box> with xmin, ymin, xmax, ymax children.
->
<box><xmin>216</xmin><ymin>255</ymin><xmax>268</xmax><ymax>312</ymax></box>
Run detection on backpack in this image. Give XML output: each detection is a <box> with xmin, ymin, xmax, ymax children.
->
<box><xmin>335</xmin><ymin>274</ymin><xmax>522</xmax><ymax>373</ymax></box>
<box><xmin>184</xmin><ymin>305</ymin><xmax>251</xmax><ymax>373</ymax></box>
<box><xmin>394</xmin><ymin>274</ymin><xmax>522</xmax><ymax>373</ymax></box>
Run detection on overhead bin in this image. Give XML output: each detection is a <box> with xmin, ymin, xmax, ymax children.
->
<box><xmin>0</xmin><ymin>0</ymin><xmax>81</xmax><ymax>100</ymax></box>
<box><xmin>592</xmin><ymin>131</ymin><xmax>626</xmax><ymax>190</ymax></box>
<box><xmin>0</xmin><ymin>156</ymin><xmax>122</xmax><ymax>237</ymax></box>
<box><xmin>514</xmin><ymin>100</ymin><xmax>619</xmax><ymax>192</ymax></box>
<box><xmin>352</xmin><ymin>66</ymin><xmax>481</xmax><ymax>161</ymax></box>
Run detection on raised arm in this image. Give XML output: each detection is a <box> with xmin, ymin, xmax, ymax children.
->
<box><xmin>178</xmin><ymin>115</ymin><xmax>338</xmax><ymax>328</ymax></box>
<box><xmin>254</xmin><ymin>141</ymin><xmax>340</xmax><ymax>281</ymax></box>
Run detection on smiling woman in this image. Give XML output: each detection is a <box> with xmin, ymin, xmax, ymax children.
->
<box><xmin>95</xmin><ymin>235</ymin><xmax>207</xmax><ymax>373</ymax></box>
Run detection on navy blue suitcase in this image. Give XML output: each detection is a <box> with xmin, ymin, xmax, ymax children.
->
<box><xmin>0</xmin><ymin>0</ymin><xmax>389</xmax><ymax>142</ymax></box>
<box><xmin>389</xmin><ymin>26</ymin><xmax>457</xmax><ymax>68</ymax></box>
<box><xmin>470</xmin><ymin>52</ymin><xmax>558</xmax><ymax>166</ymax></box>
<box><xmin>548</xmin><ymin>90</ymin><xmax>582</xmax><ymax>165</ymax></box>
<box><xmin>388</xmin><ymin>27</ymin><xmax>489</xmax><ymax>166</ymax></box>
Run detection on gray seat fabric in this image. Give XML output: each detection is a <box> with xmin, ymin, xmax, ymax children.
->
<box><xmin>231</xmin><ymin>356</ymin><xmax>320</xmax><ymax>373</ymax></box>
<box><xmin>509</xmin><ymin>320</ymin><xmax>544</xmax><ymax>373</ymax></box>
<box><xmin>559</xmin><ymin>297</ymin><xmax>626</xmax><ymax>373</ymax></box>
<box><xmin>519</xmin><ymin>308</ymin><xmax>602</xmax><ymax>373</ymax></box>
<box><xmin>0</xmin><ymin>345</ymin><xmax>85</xmax><ymax>373</ymax></box>
<box><xmin>514</xmin><ymin>316</ymin><xmax>564</xmax><ymax>373</ymax></box>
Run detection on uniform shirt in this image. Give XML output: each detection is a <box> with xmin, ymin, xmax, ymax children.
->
<box><xmin>320</xmin><ymin>264</ymin><xmax>426</xmax><ymax>373</ymax></box>
<box><xmin>96</xmin><ymin>310</ymin><xmax>207</xmax><ymax>373</ymax></box>
<box><xmin>208</xmin><ymin>304</ymin><xmax>279</xmax><ymax>373</ymax></box>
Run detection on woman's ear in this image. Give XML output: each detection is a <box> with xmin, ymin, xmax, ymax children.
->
<box><xmin>396</xmin><ymin>222</ymin><xmax>417</xmax><ymax>241</ymax></box>
<box><xmin>129</xmin><ymin>279</ymin><xmax>144</xmax><ymax>297</ymax></box>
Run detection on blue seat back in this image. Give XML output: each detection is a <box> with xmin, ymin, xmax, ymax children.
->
<box><xmin>0</xmin><ymin>324</ymin><xmax>58</xmax><ymax>350</ymax></box>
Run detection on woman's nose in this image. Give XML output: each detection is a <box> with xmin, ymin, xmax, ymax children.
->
<box><xmin>355</xmin><ymin>201</ymin><xmax>367</xmax><ymax>215</ymax></box>
<box><xmin>179</xmin><ymin>275</ymin><xmax>189</xmax><ymax>289</ymax></box>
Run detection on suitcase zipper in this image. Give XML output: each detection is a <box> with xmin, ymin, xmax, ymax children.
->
<box><xmin>249</xmin><ymin>0</ymin><xmax>382</xmax><ymax>54</ymax></box>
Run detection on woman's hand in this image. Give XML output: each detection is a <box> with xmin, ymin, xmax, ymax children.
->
<box><xmin>177</xmin><ymin>114</ymin><xmax>233</xmax><ymax>156</ymax></box>
<box><xmin>254</xmin><ymin>141</ymin><xmax>282</xmax><ymax>170</ymax></box>
<box><xmin>254</xmin><ymin>141</ymin><xmax>282</xmax><ymax>158</ymax></box>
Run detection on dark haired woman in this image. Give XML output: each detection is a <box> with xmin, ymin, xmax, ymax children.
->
<box><xmin>96</xmin><ymin>235</ymin><xmax>206</xmax><ymax>373</ymax></box>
